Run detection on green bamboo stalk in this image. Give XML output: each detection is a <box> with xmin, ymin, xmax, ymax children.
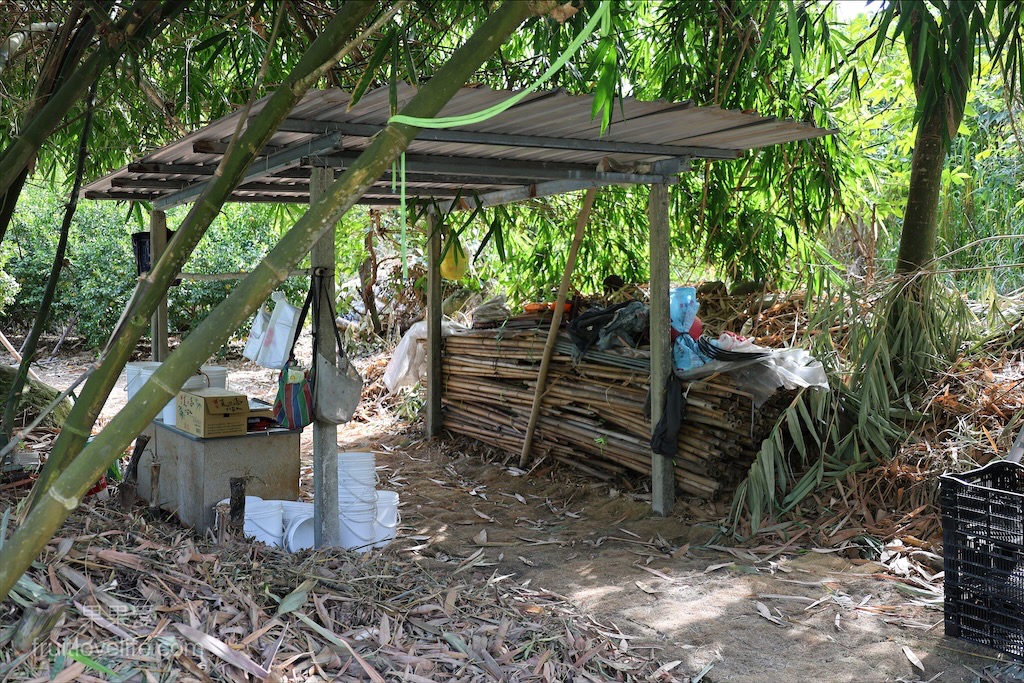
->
<box><xmin>0</xmin><ymin>7</ymin><xmax>93</xmax><ymax>245</ymax></box>
<box><xmin>0</xmin><ymin>1</ymin><xmax>183</xmax><ymax>196</ymax></box>
<box><xmin>0</xmin><ymin>0</ymin><xmax>544</xmax><ymax>601</ymax></box>
<box><xmin>1</xmin><ymin>83</ymin><xmax>97</xmax><ymax>446</ymax></box>
<box><xmin>26</xmin><ymin>1</ymin><xmax>380</xmax><ymax>508</ymax></box>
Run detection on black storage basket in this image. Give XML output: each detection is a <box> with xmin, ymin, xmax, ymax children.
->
<box><xmin>941</xmin><ymin>460</ymin><xmax>1024</xmax><ymax>660</ymax></box>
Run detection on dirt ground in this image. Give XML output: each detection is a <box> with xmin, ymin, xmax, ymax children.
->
<box><xmin>19</xmin><ymin>348</ymin><xmax>1014</xmax><ymax>683</ymax></box>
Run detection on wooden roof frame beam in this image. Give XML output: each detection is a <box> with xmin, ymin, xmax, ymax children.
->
<box><xmin>310</xmin><ymin>151</ymin><xmax>682</xmax><ymax>184</ymax></box>
<box><xmin>276</xmin><ymin>119</ymin><xmax>742</xmax><ymax>161</ymax></box>
<box><xmin>153</xmin><ymin>132</ymin><xmax>344</xmax><ymax>210</ymax></box>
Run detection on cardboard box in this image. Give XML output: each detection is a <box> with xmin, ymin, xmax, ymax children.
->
<box><xmin>248</xmin><ymin>397</ymin><xmax>275</xmax><ymax>420</ymax></box>
<box><xmin>176</xmin><ymin>388</ymin><xmax>248</xmax><ymax>438</ymax></box>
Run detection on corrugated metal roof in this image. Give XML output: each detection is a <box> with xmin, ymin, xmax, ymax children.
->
<box><xmin>81</xmin><ymin>84</ymin><xmax>834</xmax><ymax>209</ymax></box>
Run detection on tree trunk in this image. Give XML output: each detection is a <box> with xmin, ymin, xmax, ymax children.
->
<box><xmin>895</xmin><ymin>102</ymin><xmax>953</xmax><ymax>272</ymax></box>
<box><xmin>1</xmin><ymin>83</ymin><xmax>96</xmax><ymax>444</ymax></box>
<box><xmin>1</xmin><ymin>0</ymin><xmax>540</xmax><ymax>601</ymax></box>
<box><xmin>0</xmin><ymin>7</ymin><xmax>93</xmax><ymax>244</ymax></box>
<box><xmin>359</xmin><ymin>228</ymin><xmax>384</xmax><ymax>336</ymax></box>
<box><xmin>0</xmin><ymin>2</ymin><xmax>182</xmax><ymax>197</ymax></box>
<box><xmin>26</xmin><ymin>1</ymin><xmax>379</xmax><ymax>508</ymax></box>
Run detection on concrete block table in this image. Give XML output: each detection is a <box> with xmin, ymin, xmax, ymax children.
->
<box><xmin>137</xmin><ymin>420</ymin><xmax>301</xmax><ymax>532</ymax></box>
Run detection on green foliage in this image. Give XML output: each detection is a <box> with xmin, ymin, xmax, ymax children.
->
<box><xmin>728</xmin><ymin>271</ymin><xmax>973</xmax><ymax>535</ymax></box>
<box><xmin>165</xmin><ymin>202</ymin><xmax>307</xmax><ymax>336</ymax></box>
<box><xmin>0</xmin><ymin>186</ymin><xmax>313</xmax><ymax>349</ymax></box>
<box><xmin>1</xmin><ymin>185</ymin><xmax>135</xmax><ymax>348</ymax></box>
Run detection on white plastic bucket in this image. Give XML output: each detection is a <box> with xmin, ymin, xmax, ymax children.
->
<box><xmin>280</xmin><ymin>500</ymin><xmax>313</xmax><ymax>526</ymax></box>
<box><xmin>339</xmin><ymin>506</ymin><xmax>376</xmax><ymax>551</ymax></box>
<box><xmin>243</xmin><ymin>500</ymin><xmax>284</xmax><ymax>547</ymax></box>
<box><xmin>285</xmin><ymin>513</ymin><xmax>315</xmax><ymax>552</ymax></box>
<box><xmin>338</xmin><ymin>484</ymin><xmax>376</xmax><ymax>504</ymax></box>
<box><xmin>200</xmin><ymin>365</ymin><xmax>229</xmax><ymax>389</ymax></box>
<box><xmin>338</xmin><ymin>451</ymin><xmax>377</xmax><ymax>505</ymax></box>
<box><xmin>372</xmin><ymin>490</ymin><xmax>399</xmax><ymax>548</ymax></box>
<box><xmin>125</xmin><ymin>361</ymin><xmax>162</xmax><ymax>400</ymax></box>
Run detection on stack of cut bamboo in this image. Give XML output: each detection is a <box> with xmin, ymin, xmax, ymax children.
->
<box><xmin>442</xmin><ymin>329</ymin><xmax>792</xmax><ymax>499</ymax></box>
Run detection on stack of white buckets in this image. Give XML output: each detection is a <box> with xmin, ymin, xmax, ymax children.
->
<box><xmin>239</xmin><ymin>452</ymin><xmax>399</xmax><ymax>553</ymax></box>
<box><xmin>125</xmin><ymin>361</ymin><xmax>228</xmax><ymax>425</ymax></box>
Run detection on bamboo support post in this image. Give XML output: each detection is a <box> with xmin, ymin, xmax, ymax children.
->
<box><xmin>519</xmin><ymin>188</ymin><xmax>597</xmax><ymax>467</ymax></box>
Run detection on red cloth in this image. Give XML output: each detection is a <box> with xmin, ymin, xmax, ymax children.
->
<box><xmin>670</xmin><ymin>316</ymin><xmax>702</xmax><ymax>341</ymax></box>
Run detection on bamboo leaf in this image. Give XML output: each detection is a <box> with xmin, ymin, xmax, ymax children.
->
<box><xmin>349</xmin><ymin>28</ymin><xmax>395</xmax><ymax>109</ymax></box>
<box><xmin>66</xmin><ymin>650</ymin><xmax>117</xmax><ymax>677</ymax></box>
<box><xmin>276</xmin><ymin>578</ymin><xmax>317</xmax><ymax>616</ymax></box>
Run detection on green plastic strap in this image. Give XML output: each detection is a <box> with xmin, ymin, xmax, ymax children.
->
<box><xmin>400</xmin><ymin>152</ymin><xmax>407</xmax><ymax>277</ymax></box>
<box><xmin>388</xmin><ymin>1</ymin><xmax>610</xmax><ymax>129</ymax></box>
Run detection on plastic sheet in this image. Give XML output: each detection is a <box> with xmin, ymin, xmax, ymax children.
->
<box><xmin>252</xmin><ymin>292</ymin><xmax>301</xmax><ymax>369</ymax></box>
<box><xmin>383</xmin><ymin>320</ymin><xmax>466</xmax><ymax>393</ymax></box>
<box><xmin>676</xmin><ymin>335</ymin><xmax>829</xmax><ymax>407</ymax></box>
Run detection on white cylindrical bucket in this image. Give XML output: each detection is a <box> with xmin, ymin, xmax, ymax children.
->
<box><xmin>338</xmin><ymin>483</ymin><xmax>376</xmax><ymax>504</ymax></box>
<box><xmin>285</xmin><ymin>513</ymin><xmax>315</xmax><ymax>552</ymax></box>
<box><xmin>243</xmin><ymin>500</ymin><xmax>284</xmax><ymax>547</ymax></box>
<box><xmin>200</xmin><ymin>365</ymin><xmax>228</xmax><ymax>387</ymax></box>
<box><xmin>372</xmin><ymin>490</ymin><xmax>399</xmax><ymax>548</ymax></box>
<box><xmin>338</xmin><ymin>452</ymin><xmax>376</xmax><ymax>477</ymax></box>
<box><xmin>338</xmin><ymin>451</ymin><xmax>377</xmax><ymax>504</ymax></box>
<box><xmin>280</xmin><ymin>500</ymin><xmax>313</xmax><ymax>527</ymax></box>
<box><xmin>125</xmin><ymin>361</ymin><xmax>162</xmax><ymax>400</ymax></box>
<box><xmin>339</xmin><ymin>506</ymin><xmax>376</xmax><ymax>552</ymax></box>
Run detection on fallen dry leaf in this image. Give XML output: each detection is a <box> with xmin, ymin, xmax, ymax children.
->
<box><xmin>902</xmin><ymin>645</ymin><xmax>925</xmax><ymax>672</ymax></box>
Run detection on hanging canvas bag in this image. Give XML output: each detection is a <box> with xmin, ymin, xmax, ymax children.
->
<box><xmin>273</xmin><ymin>288</ymin><xmax>315</xmax><ymax>430</ymax></box>
<box><xmin>310</xmin><ymin>271</ymin><xmax>363</xmax><ymax>425</ymax></box>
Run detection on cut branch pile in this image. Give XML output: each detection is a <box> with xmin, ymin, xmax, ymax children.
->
<box><xmin>442</xmin><ymin>330</ymin><xmax>793</xmax><ymax>499</ymax></box>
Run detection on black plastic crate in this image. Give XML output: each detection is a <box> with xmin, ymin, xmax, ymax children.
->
<box><xmin>941</xmin><ymin>460</ymin><xmax>1024</xmax><ymax>660</ymax></box>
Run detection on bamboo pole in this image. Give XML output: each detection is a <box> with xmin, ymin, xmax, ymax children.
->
<box><xmin>0</xmin><ymin>2</ymin><xmax>186</xmax><ymax>195</ymax></box>
<box><xmin>26</xmin><ymin>1</ymin><xmax>381</xmax><ymax>509</ymax></box>
<box><xmin>519</xmin><ymin>188</ymin><xmax>598</xmax><ymax>467</ymax></box>
<box><xmin>0</xmin><ymin>1</ymin><xmax>540</xmax><ymax>602</ymax></box>
<box><xmin>0</xmin><ymin>330</ymin><xmax>40</xmax><ymax>383</ymax></box>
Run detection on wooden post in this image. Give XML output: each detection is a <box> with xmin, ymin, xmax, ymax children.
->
<box><xmin>149</xmin><ymin>209</ymin><xmax>169</xmax><ymax>361</ymax></box>
<box><xmin>228</xmin><ymin>477</ymin><xmax>246</xmax><ymax>526</ymax></box>
<box><xmin>649</xmin><ymin>183</ymin><xmax>674</xmax><ymax>516</ymax></box>
<box><xmin>426</xmin><ymin>212</ymin><xmax>443</xmax><ymax>437</ymax></box>
<box><xmin>310</xmin><ymin>166</ymin><xmax>341</xmax><ymax>547</ymax></box>
<box><xmin>519</xmin><ymin>188</ymin><xmax>597</xmax><ymax>467</ymax></box>
<box><xmin>148</xmin><ymin>461</ymin><xmax>160</xmax><ymax>514</ymax></box>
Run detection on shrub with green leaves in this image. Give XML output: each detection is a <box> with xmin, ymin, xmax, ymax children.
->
<box><xmin>1</xmin><ymin>187</ymin><xmax>310</xmax><ymax>350</ymax></box>
<box><xmin>2</xmin><ymin>186</ymin><xmax>135</xmax><ymax>348</ymax></box>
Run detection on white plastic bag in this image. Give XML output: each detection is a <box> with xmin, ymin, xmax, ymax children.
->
<box><xmin>255</xmin><ymin>292</ymin><xmax>301</xmax><ymax>369</ymax></box>
<box><xmin>383</xmin><ymin>320</ymin><xmax>466</xmax><ymax>393</ymax></box>
<box><xmin>242</xmin><ymin>304</ymin><xmax>271</xmax><ymax>362</ymax></box>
